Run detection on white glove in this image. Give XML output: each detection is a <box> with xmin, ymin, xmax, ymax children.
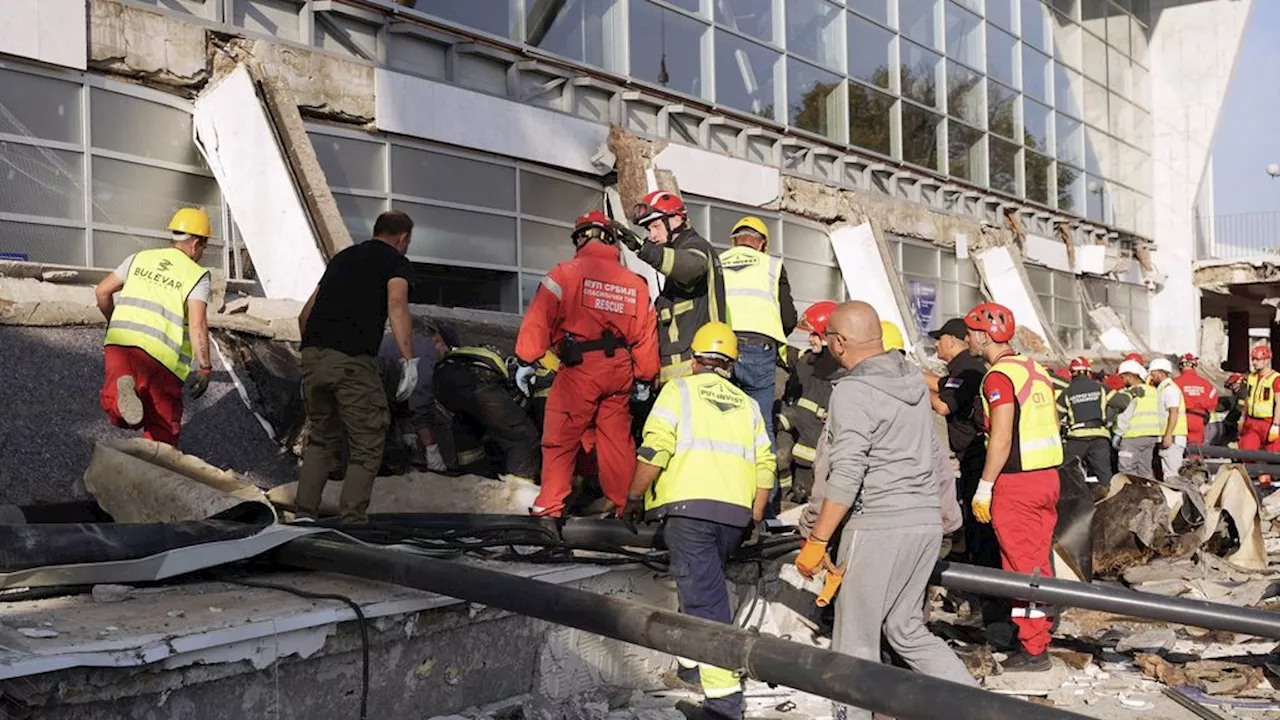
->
<box><xmin>972</xmin><ymin>479</ymin><xmax>995</xmax><ymax>524</ymax></box>
<box><xmin>423</xmin><ymin>443</ymin><xmax>446</xmax><ymax>472</ymax></box>
<box><xmin>631</xmin><ymin>382</ymin><xmax>651</xmax><ymax>403</ymax></box>
<box><xmin>515</xmin><ymin>365</ymin><xmax>537</xmax><ymax>396</ymax></box>
<box><xmin>396</xmin><ymin>357</ymin><xmax>418</xmax><ymax>403</ymax></box>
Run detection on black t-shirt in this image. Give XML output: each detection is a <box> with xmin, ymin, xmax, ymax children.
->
<box><xmin>302</xmin><ymin>240</ymin><xmax>413</xmax><ymax>357</ymax></box>
<box><xmin>939</xmin><ymin>350</ymin><xmax>987</xmax><ymax>455</ymax></box>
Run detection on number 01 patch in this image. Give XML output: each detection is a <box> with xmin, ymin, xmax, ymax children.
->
<box><xmin>581</xmin><ymin>278</ymin><xmax>638</xmax><ymax>317</ymax></box>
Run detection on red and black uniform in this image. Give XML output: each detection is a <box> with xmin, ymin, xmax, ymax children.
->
<box><xmin>516</xmin><ymin>242</ymin><xmax>659</xmax><ymax>517</ymax></box>
<box><xmin>632</xmin><ymin>225</ymin><xmax>726</xmax><ymax>383</ymax></box>
<box><xmin>1174</xmin><ymin>368</ymin><xmax>1218</xmax><ymax>447</ymax></box>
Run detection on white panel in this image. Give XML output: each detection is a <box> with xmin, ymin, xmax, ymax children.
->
<box><xmin>375</xmin><ymin>69</ymin><xmax>609</xmax><ymax>177</ymax></box>
<box><xmin>1024</xmin><ymin>234</ymin><xmax>1071</xmax><ymax>273</ymax></box>
<box><xmin>1098</xmin><ymin>327</ymin><xmax>1138</xmax><ymax>353</ymax></box>
<box><xmin>0</xmin><ymin>0</ymin><xmax>86</xmax><ymax>70</ymax></box>
<box><xmin>974</xmin><ymin>246</ymin><xmax>1051</xmax><ymax>346</ymax></box>
<box><xmin>653</xmin><ymin>142</ymin><xmax>782</xmax><ymax>208</ymax></box>
<box><xmin>829</xmin><ymin>223</ymin><xmax>913</xmax><ymax>353</ymax></box>
<box><xmin>193</xmin><ymin>66</ymin><xmax>327</xmax><ymax>301</ymax></box>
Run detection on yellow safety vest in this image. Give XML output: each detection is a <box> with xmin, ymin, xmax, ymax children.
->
<box><xmin>1247</xmin><ymin>370</ymin><xmax>1280</xmax><ymax>420</ymax></box>
<box><xmin>719</xmin><ymin>246</ymin><xmax>785</xmax><ymax>344</ymax></box>
<box><xmin>446</xmin><ymin>346</ymin><xmax>510</xmax><ymax>379</ymax></box>
<box><xmin>637</xmin><ymin>371</ymin><xmax>775</xmax><ymax>526</ymax></box>
<box><xmin>1156</xmin><ymin>378</ymin><xmax>1188</xmax><ymax>437</ymax></box>
<box><xmin>1121</xmin><ymin>385</ymin><xmax>1163</xmax><ymax>438</ymax></box>
<box><xmin>104</xmin><ymin>247</ymin><xmax>209</xmax><ymax>381</ymax></box>
<box><xmin>981</xmin><ymin>354</ymin><xmax>1064</xmax><ymax>472</ymax></box>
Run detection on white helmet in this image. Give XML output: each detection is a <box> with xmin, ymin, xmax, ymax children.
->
<box><xmin>1148</xmin><ymin>358</ymin><xmax>1174</xmax><ymax>375</ymax></box>
<box><xmin>1119</xmin><ymin>359</ymin><xmax>1148</xmax><ymax>380</ymax></box>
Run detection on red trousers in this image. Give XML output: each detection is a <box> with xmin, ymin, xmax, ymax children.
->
<box><xmin>991</xmin><ymin>467</ymin><xmax>1060</xmax><ymax>656</ymax></box>
<box><xmin>1239</xmin><ymin>417</ymin><xmax>1280</xmax><ymax>453</ymax></box>
<box><xmin>532</xmin><ymin>356</ymin><xmax>634</xmax><ymax>517</ymax></box>
<box><xmin>100</xmin><ymin>345</ymin><xmax>184</xmax><ymax>445</ymax></box>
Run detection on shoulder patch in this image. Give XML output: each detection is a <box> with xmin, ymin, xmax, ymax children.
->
<box><xmin>944</xmin><ymin>378</ymin><xmax>964</xmax><ymax>389</ymax></box>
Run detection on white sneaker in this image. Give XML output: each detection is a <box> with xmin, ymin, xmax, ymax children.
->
<box><xmin>116</xmin><ymin>375</ymin><xmax>143</xmax><ymax>427</ymax></box>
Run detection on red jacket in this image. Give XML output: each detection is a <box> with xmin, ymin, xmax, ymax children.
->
<box><xmin>1175</xmin><ymin>368</ymin><xmax>1218</xmax><ymax>437</ymax></box>
<box><xmin>516</xmin><ymin>242</ymin><xmax>660</xmax><ymax>381</ymax></box>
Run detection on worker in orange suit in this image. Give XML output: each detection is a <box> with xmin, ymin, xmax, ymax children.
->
<box><xmin>1240</xmin><ymin>345</ymin><xmax>1280</xmax><ymax>453</ymax></box>
<box><xmin>515</xmin><ymin>211</ymin><xmax>660</xmax><ymax>517</ymax></box>
<box><xmin>1173</xmin><ymin>353</ymin><xmax>1217</xmax><ymax>448</ymax></box>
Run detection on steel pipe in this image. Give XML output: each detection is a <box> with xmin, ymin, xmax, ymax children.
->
<box><xmin>1187</xmin><ymin>445</ymin><xmax>1280</xmax><ymax>464</ymax></box>
<box><xmin>277</xmin><ymin>537</ymin><xmax>1084</xmax><ymax>720</ymax></box>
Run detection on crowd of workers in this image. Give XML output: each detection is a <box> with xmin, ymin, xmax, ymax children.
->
<box><xmin>94</xmin><ymin>203</ymin><xmax>1280</xmax><ymax>720</ymax></box>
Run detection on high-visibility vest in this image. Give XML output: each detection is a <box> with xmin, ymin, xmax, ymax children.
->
<box><xmin>1156</xmin><ymin>378</ymin><xmax>1188</xmax><ymax>437</ymax></box>
<box><xmin>638</xmin><ymin>372</ymin><xmax>774</xmax><ymax>527</ymax></box>
<box><xmin>718</xmin><ymin>246</ymin><xmax>785</xmax><ymax>344</ymax></box>
<box><xmin>104</xmin><ymin>247</ymin><xmax>209</xmax><ymax>381</ymax></box>
<box><xmin>444</xmin><ymin>346</ymin><xmax>510</xmax><ymax>379</ymax></box>
<box><xmin>1121</xmin><ymin>385</ymin><xmax>1164</xmax><ymax>438</ymax></box>
<box><xmin>981</xmin><ymin>353</ymin><xmax>1063</xmax><ymax>472</ymax></box>
<box><xmin>1246</xmin><ymin>370</ymin><xmax>1280</xmax><ymax>420</ymax></box>
<box><xmin>1063</xmin><ymin>375</ymin><xmax>1109</xmax><ymax>439</ymax></box>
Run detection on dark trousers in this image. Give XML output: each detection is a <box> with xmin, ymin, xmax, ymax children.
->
<box><xmin>955</xmin><ymin>445</ymin><xmax>1011</xmax><ymax>630</ymax></box>
<box><xmin>665</xmin><ymin>516</ymin><xmax>745</xmax><ymax>719</ymax></box>
<box><xmin>1064</xmin><ymin>436</ymin><xmax>1113</xmax><ymax>484</ymax></box>
<box><xmin>434</xmin><ymin>362</ymin><xmax>540</xmax><ymax>480</ymax></box>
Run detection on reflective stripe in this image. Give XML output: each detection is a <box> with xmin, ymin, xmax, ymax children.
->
<box><xmin>793</xmin><ymin>443</ymin><xmax>817</xmax><ymax>462</ymax></box>
<box><xmin>1020</xmin><ymin>435</ymin><xmax>1061</xmax><ymax>452</ymax></box>
<box><xmin>660</xmin><ymin>247</ymin><xmax>676</xmax><ymax>275</ymax></box>
<box><xmin>796</xmin><ymin>397</ymin><xmax>827</xmax><ymax>419</ymax></box>
<box><xmin>659</xmin><ymin>358</ymin><xmax>694</xmax><ymax>385</ymax></box>
<box><xmin>107</xmin><ymin>320</ymin><xmax>193</xmax><ymax>368</ymax></box>
<box><xmin>649</xmin><ymin>408</ymin><xmax>679</xmax><ymax>428</ymax></box>
<box><xmin>677</xmin><ymin>657</ymin><xmax>698</xmax><ymax>670</ymax></box>
<box><xmin>702</xmin><ymin>678</ymin><xmax>743</xmax><ymax>698</ymax></box>
<box><xmin>116</xmin><ymin>296</ymin><xmax>185</xmax><ymax>326</ymax></box>
<box><xmin>671</xmin><ymin>300</ymin><xmax>695</xmax><ymax>315</ymax></box>
<box><xmin>540</xmin><ymin>276</ymin><xmax>563</xmax><ymax>300</ymax></box>
<box><xmin>1011</xmin><ymin>605</ymin><xmax>1054</xmax><ymax>619</ymax></box>
<box><xmin>725</xmin><ymin>288</ymin><xmax>774</xmax><ymax>300</ymax></box>
<box><xmin>457</xmin><ymin>447</ymin><xmax>485</xmax><ymax>465</ymax></box>
<box><xmin>676</xmin><ymin>437</ymin><xmax>754</xmax><ymax>461</ymax></box>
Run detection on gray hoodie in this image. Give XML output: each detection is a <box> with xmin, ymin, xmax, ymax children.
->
<box><xmin>824</xmin><ymin>351</ymin><xmax>943</xmax><ymax>531</ymax></box>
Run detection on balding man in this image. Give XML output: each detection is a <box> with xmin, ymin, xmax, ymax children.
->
<box><xmin>796</xmin><ymin>302</ymin><xmax>975</xmax><ymax>719</ymax></box>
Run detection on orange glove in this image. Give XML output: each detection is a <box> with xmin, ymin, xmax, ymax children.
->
<box><xmin>796</xmin><ymin>538</ymin><xmax>828</xmax><ymax>579</ymax></box>
<box><xmin>1269</xmin><ymin>425</ymin><xmax>1279</xmax><ymax>444</ymax></box>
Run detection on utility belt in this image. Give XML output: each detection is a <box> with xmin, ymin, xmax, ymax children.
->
<box><xmin>734</xmin><ymin>332</ymin><xmax>776</xmax><ymax>350</ymax></box>
<box><xmin>558</xmin><ymin>329</ymin><xmax>627</xmax><ymax>367</ymax></box>
<box><xmin>1069</xmin><ymin>419</ymin><xmax>1105</xmax><ymax>431</ymax></box>
<box><xmin>1187</xmin><ymin>409</ymin><xmax>1210</xmax><ymax>421</ymax></box>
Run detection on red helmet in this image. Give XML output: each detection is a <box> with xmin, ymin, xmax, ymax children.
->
<box><xmin>1179</xmin><ymin>353</ymin><xmax>1198</xmax><ymax>367</ymax></box>
<box><xmin>1069</xmin><ymin>356</ymin><xmax>1091</xmax><ymax>373</ymax></box>
<box><xmin>963</xmin><ymin>302</ymin><xmax>1015</xmax><ymax>343</ymax></box>
<box><xmin>632</xmin><ymin>190</ymin><xmax>686</xmax><ymax>226</ymax></box>
<box><xmin>1252</xmin><ymin>345</ymin><xmax>1272</xmax><ymax>361</ymax></box>
<box><xmin>799</xmin><ymin>300</ymin><xmax>838</xmax><ymax>337</ymax></box>
<box><xmin>1053</xmin><ymin>367</ymin><xmax>1072</xmax><ymax>381</ymax></box>
<box><xmin>1103</xmin><ymin>373</ymin><xmax>1125</xmax><ymax>391</ymax></box>
<box><xmin>1227</xmin><ymin>372</ymin><xmax>1244</xmax><ymax>386</ymax></box>
<box><xmin>572</xmin><ymin>210</ymin><xmax>614</xmax><ymax>245</ymax></box>
<box><xmin>1124</xmin><ymin>352</ymin><xmax>1144</xmax><ymax>364</ymax></box>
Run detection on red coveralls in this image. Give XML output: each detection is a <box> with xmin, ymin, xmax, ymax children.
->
<box><xmin>100</xmin><ymin>345</ymin><xmax>184</xmax><ymax>444</ymax></box>
<box><xmin>1174</xmin><ymin>368</ymin><xmax>1218</xmax><ymax>447</ymax></box>
<box><xmin>516</xmin><ymin>242</ymin><xmax>659</xmax><ymax>516</ymax></box>
<box><xmin>1240</xmin><ymin>370</ymin><xmax>1280</xmax><ymax>453</ymax></box>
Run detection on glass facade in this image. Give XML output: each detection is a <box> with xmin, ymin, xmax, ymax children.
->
<box><xmin>885</xmin><ymin>237</ymin><xmax>985</xmax><ymax>336</ymax></box>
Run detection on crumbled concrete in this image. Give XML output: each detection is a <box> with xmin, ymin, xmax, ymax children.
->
<box><xmin>0</xmin><ymin>276</ymin><xmax>103</xmax><ymax>327</ymax></box>
<box><xmin>90</xmin><ymin>584</ymin><xmax>133</xmax><ymax>604</ymax></box>
<box><xmin>1194</xmin><ymin>257</ymin><xmax>1280</xmax><ymax>293</ymax></box>
<box><xmin>89</xmin><ymin>0</ymin><xmax>209</xmax><ymax>88</ymax></box>
<box><xmin>1200</xmin><ymin>316</ymin><xmax>1227</xmax><ymax>371</ymax></box>
<box><xmin>229</xmin><ymin>38</ymin><xmax>375</xmax><ymax>123</ymax></box>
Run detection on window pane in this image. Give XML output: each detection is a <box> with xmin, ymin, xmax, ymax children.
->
<box><xmin>0</xmin><ymin>145</ymin><xmax>84</xmax><ymax>221</ymax></box>
<box><xmin>411</xmin><ymin>262</ymin><xmax>518</xmax><ymax>313</ymax></box>
<box><xmin>1080</xmin><ymin>0</ymin><xmax>1107</xmax><ymax>38</ymax></box>
<box><xmin>391</xmin><ymin>146</ymin><xmax>515</xmax><ymax>210</ymax></box>
<box><xmin>0</xmin><ymin>221</ymin><xmax>85</xmax><ymax>266</ymax></box>
<box><xmin>1106</xmin><ymin>8</ymin><xmax>1129</xmax><ymax>55</ymax></box>
<box><xmin>900</xmin><ymin>41</ymin><xmax>942</xmax><ymax>108</ymax></box>
<box><xmin>520</xmin><ymin>172</ymin><xmax>601</xmax><ymax>221</ymax></box>
<box><xmin>418</xmin><ymin>0</ymin><xmax>512</xmax><ymax>38</ymax></box>
<box><xmin>1053</xmin><ymin>15</ymin><xmax>1082</xmax><ymax>69</ymax></box>
<box><xmin>1056</xmin><ymin>113</ymin><xmax>1084</xmax><ymax>165</ymax></box>
<box><xmin>1023</xmin><ymin>47</ymin><xmax>1051</xmax><ymax>103</ymax></box>
<box><xmin>311</xmin><ymin>134</ymin><xmax>385</xmax><ymax>192</ymax></box>
<box><xmin>782</xmin><ymin>221</ymin><xmax>834</xmax><ymax>263</ymax></box>
<box><xmin>1052</xmin><ymin>0</ymin><xmax>1079</xmax><ymax>19</ymax></box>
<box><xmin>1026</xmin><ymin>150</ymin><xmax>1053</xmax><ymax>204</ymax></box>
<box><xmin>990</xmin><ymin>136</ymin><xmax>1019</xmax><ymax>194</ymax></box>
<box><xmin>949</xmin><ymin>121</ymin><xmax>985</xmax><ymax>185</ymax></box>
<box><xmin>1107</xmin><ymin>48</ymin><xmax>1130</xmax><ymax>94</ymax></box>
<box><xmin>1085</xmin><ymin>175</ymin><xmax>1110</xmax><ymax>223</ymax></box>
<box><xmin>849</xmin><ymin>14</ymin><xmax>894</xmax><ymax>89</ymax></box>
<box><xmin>93</xmin><ymin>231</ymin><xmax>170</xmax><ymax>271</ymax></box>
<box><xmin>528</xmin><ymin>0</ymin><xmax>614</xmax><ymax>69</ymax></box>
<box><xmin>945</xmin><ymin>3</ymin><xmax>984</xmax><ymax>71</ymax></box>
<box><xmin>987</xmin><ymin>0</ymin><xmax>1015</xmax><ymax>32</ymax></box>
<box><xmin>849</xmin><ymin>0</ymin><xmax>890</xmax><ymax>27</ymax></box>
<box><xmin>1109</xmin><ymin>93</ymin><xmax>1133</xmax><ymax>144</ymax></box>
<box><xmin>787</xmin><ymin>259</ymin><xmax>844</xmax><ymax>300</ymax></box>
<box><xmin>233</xmin><ymin>0</ymin><xmax>300</xmax><ymax>41</ymax></box>
<box><xmin>395</xmin><ymin>201</ymin><xmax>517</xmax><ymax>265</ymax></box>
<box><xmin>715</xmin><ymin>31</ymin><xmax>780</xmax><ymax>121</ymax></box>
<box><xmin>1055</xmin><ymin>63</ymin><xmax>1083</xmax><ymax>118</ymax></box>
<box><xmin>332</xmin><ymin>192</ymin><xmax>385</xmax><ymax>242</ymax></box>
<box><xmin>520</xmin><ymin>219</ymin><xmax>573</xmax><ymax>273</ymax></box>
<box><xmin>1084</xmin><ymin>78</ymin><xmax>1108</xmax><ymax>131</ymax></box>
<box><xmin>787</xmin><ymin>0</ymin><xmax>843</xmax><ymax>69</ymax></box>
<box><xmin>902</xmin><ymin>103</ymin><xmax>942</xmax><ymax>169</ymax></box>
<box><xmin>630</xmin><ymin>1</ymin><xmax>705</xmax><ymax>98</ymax></box>
<box><xmin>957</xmin><ymin>281</ymin><xmax>984</xmax><ymax>316</ymax></box>
<box><xmin>1026</xmin><ymin>265</ymin><xmax>1052</xmax><ymax>293</ymax></box>
<box><xmin>710</xmin><ymin>206</ymin><xmax>778</xmax><ymax>246</ymax></box>
<box><xmin>1024</xmin><ymin>99</ymin><xmax>1051</xmax><ymax>152</ymax></box>
<box><xmin>788</xmin><ymin>61</ymin><xmax>843</xmax><ymax>139</ymax></box>
<box><xmin>1083</xmin><ymin>30</ymin><xmax>1106</xmax><ymax>82</ymax></box>
<box><xmin>715</xmin><ymin>0</ymin><xmax>773</xmax><ymax>43</ymax></box>
<box><xmin>1131</xmin><ymin>16</ymin><xmax>1149</xmax><ymax>66</ymax></box>
<box><xmin>849</xmin><ymin>83</ymin><xmax>894</xmax><ymax>156</ymax></box>
<box><xmin>93</xmin><ymin>90</ymin><xmax>203</xmax><ymax>167</ymax></box>
<box><xmin>900</xmin><ymin>0</ymin><xmax>940</xmax><ymax>49</ymax></box>
<box><xmin>314</xmin><ymin>13</ymin><xmax>378</xmax><ymax>61</ymax></box>
<box><xmin>987</xmin><ymin>25</ymin><xmax>1018</xmax><ymax>88</ymax></box>
<box><xmin>901</xmin><ymin>242</ymin><xmax>937</xmax><ymax>275</ymax></box>
<box><xmin>386</xmin><ymin>34</ymin><xmax>448</xmax><ymax>80</ymax></box>
<box><xmin>0</xmin><ymin>69</ymin><xmax>82</xmax><ymax>144</ymax></box>
<box><xmin>665</xmin><ymin>0</ymin><xmax>700</xmax><ymax>12</ymax></box>
<box><xmin>1057</xmin><ymin>164</ymin><xmax>1083</xmax><ymax>213</ymax></box>
<box><xmin>947</xmin><ymin>62</ymin><xmax>985</xmax><ymax>127</ymax></box>
<box><xmin>92</xmin><ymin>158</ymin><xmax>221</xmax><ymax>235</ymax></box>
<box><xmin>1021</xmin><ymin>0</ymin><xmax>1049</xmax><ymax>50</ymax></box>
<box><xmin>988</xmin><ymin>81</ymin><xmax>1018</xmax><ymax>140</ymax></box>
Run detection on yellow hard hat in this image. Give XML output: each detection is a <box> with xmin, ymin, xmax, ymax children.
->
<box><xmin>881</xmin><ymin>321</ymin><xmax>905</xmax><ymax>352</ymax></box>
<box><xmin>691</xmin><ymin>322</ymin><xmax>739</xmax><ymax>361</ymax></box>
<box><xmin>537</xmin><ymin>351</ymin><xmax>561</xmax><ymax>373</ymax></box>
<box><xmin>168</xmin><ymin>208</ymin><xmax>212</xmax><ymax>238</ymax></box>
<box><xmin>730</xmin><ymin>216</ymin><xmax>770</xmax><ymax>250</ymax></box>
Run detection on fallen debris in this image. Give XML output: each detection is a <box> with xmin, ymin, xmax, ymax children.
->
<box><xmin>90</xmin><ymin>583</ymin><xmax>133</xmax><ymax>603</ymax></box>
<box><xmin>17</xmin><ymin>627</ymin><xmax>58</xmax><ymax>638</ymax></box>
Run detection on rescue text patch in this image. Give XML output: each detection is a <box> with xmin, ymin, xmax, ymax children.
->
<box><xmin>581</xmin><ymin>278</ymin><xmax>638</xmax><ymax>317</ymax></box>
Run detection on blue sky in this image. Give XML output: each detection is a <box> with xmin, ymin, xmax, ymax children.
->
<box><xmin>1212</xmin><ymin>1</ymin><xmax>1280</xmax><ymax>217</ymax></box>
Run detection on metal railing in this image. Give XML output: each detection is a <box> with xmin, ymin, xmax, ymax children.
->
<box><xmin>1196</xmin><ymin>212</ymin><xmax>1280</xmax><ymax>261</ymax></box>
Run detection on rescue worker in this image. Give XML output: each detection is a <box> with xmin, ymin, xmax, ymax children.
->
<box><xmin>516</xmin><ymin>211</ymin><xmax>659</xmax><ymax>517</ymax></box>
<box><xmin>619</xmin><ymin>191</ymin><xmax>726</xmax><ymax>385</ymax></box>
<box><xmin>622</xmin><ymin>322</ymin><xmax>774</xmax><ymax>720</ymax></box>
<box><xmin>1174</xmin><ymin>353</ymin><xmax>1218</xmax><ymax>448</ymax></box>
<box><xmin>1215</xmin><ymin>372</ymin><xmax>1246</xmax><ymax>446</ymax></box>
<box><xmin>1058</xmin><ymin>356</ymin><xmax>1114</xmax><ymax>486</ymax></box>
<box><xmin>296</xmin><ymin>210</ymin><xmax>418</xmax><ymax>524</ymax></box>
<box><xmin>375</xmin><ymin>317</ymin><xmax>451</xmax><ymax>474</ymax></box>
<box><xmin>94</xmin><ymin>208</ymin><xmax>215</xmax><ymax>445</ymax></box>
<box><xmin>1148</xmin><ymin>358</ymin><xmax>1187</xmax><ymax>478</ymax></box>
<box><xmin>520</xmin><ymin>351</ymin><xmax>561</xmax><ymax>430</ymax></box>
<box><xmin>1113</xmin><ymin>359</ymin><xmax>1161</xmax><ymax>480</ymax></box>
<box><xmin>1240</xmin><ymin>345</ymin><xmax>1280</xmax><ymax>452</ymax></box>
<box><xmin>797</xmin><ymin>302</ymin><xmax>976</xmax><ymax>718</ymax></box>
<box><xmin>965</xmin><ymin>302</ymin><xmax>1062</xmax><ymax>672</ymax></box>
<box><xmin>718</xmin><ymin>216</ymin><xmax>797</xmax><ymax>441</ymax></box>
<box><xmin>776</xmin><ymin>300</ymin><xmax>840</xmax><ymax>503</ymax></box>
<box><xmin>434</xmin><ymin>343</ymin><xmax>541</xmax><ymax>483</ymax></box>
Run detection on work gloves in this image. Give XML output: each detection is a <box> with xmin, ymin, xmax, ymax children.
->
<box><xmin>742</xmin><ymin>519</ymin><xmax>766</xmax><ymax>548</ymax></box>
<box><xmin>396</xmin><ymin>358</ymin><xmax>418</xmax><ymax>403</ymax></box>
<box><xmin>188</xmin><ymin>367</ymin><xmax>212</xmax><ymax>399</ymax></box>
<box><xmin>972</xmin><ymin>479</ymin><xmax>995</xmax><ymax>524</ymax></box>
<box><xmin>1270</xmin><ymin>425</ymin><xmax>1280</xmax><ymax>444</ymax></box>
<box><xmin>515</xmin><ymin>365</ymin><xmax>537</xmax><ymax>396</ymax></box>
<box><xmin>631</xmin><ymin>381</ymin><xmax>652</xmax><ymax>403</ymax></box>
<box><xmin>621</xmin><ymin>495</ymin><xmax>646</xmax><ymax>534</ymax></box>
<box><xmin>612</xmin><ymin>221</ymin><xmax>643</xmax><ymax>252</ymax></box>
<box><xmin>795</xmin><ymin>538</ymin><xmax>828</xmax><ymax>579</ymax></box>
<box><xmin>423</xmin><ymin>443</ymin><xmax>447</xmax><ymax>472</ymax></box>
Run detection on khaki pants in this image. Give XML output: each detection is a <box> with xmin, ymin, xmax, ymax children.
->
<box><xmin>296</xmin><ymin>347</ymin><xmax>389</xmax><ymax>524</ymax></box>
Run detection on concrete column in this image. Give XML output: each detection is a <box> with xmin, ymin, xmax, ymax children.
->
<box><xmin>1228</xmin><ymin>310</ymin><xmax>1250</xmax><ymax>371</ymax></box>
